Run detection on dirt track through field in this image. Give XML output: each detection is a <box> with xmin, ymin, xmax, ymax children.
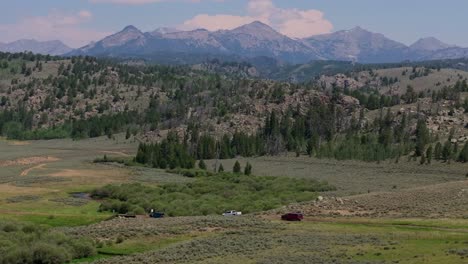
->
<box><xmin>0</xmin><ymin>156</ymin><xmax>60</xmax><ymax>167</ymax></box>
<box><xmin>7</xmin><ymin>141</ymin><xmax>31</xmax><ymax>146</ymax></box>
<box><xmin>20</xmin><ymin>164</ymin><xmax>47</xmax><ymax>176</ymax></box>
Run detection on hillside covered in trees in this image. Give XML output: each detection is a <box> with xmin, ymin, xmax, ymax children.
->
<box><xmin>0</xmin><ymin>51</ymin><xmax>467</xmax><ymax>164</ymax></box>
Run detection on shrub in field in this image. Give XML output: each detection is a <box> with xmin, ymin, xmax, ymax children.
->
<box><xmin>166</xmin><ymin>168</ymin><xmax>214</xmax><ymax>178</ymax></box>
<box><xmin>94</xmin><ymin>156</ymin><xmax>135</xmax><ymax>166</ymax></box>
<box><xmin>92</xmin><ymin>172</ymin><xmax>335</xmax><ymax>216</ymax></box>
<box><xmin>31</xmin><ymin>243</ymin><xmax>71</xmax><ymax>264</ymax></box>
<box><xmin>0</xmin><ymin>221</ymin><xmax>96</xmax><ymax>264</ymax></box>
<box><xmin>6</xmin><ymin>195</ymin><xmax>41</xmax><ymax>203</ymax></box>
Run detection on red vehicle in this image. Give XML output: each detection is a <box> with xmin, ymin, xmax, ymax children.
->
<box><xmin>281</xmin><ymin>213</ymin><xmax>304</xmax><ymax>221</ymax></box>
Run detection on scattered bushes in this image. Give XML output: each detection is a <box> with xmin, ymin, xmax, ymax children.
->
<box><xmin>92</xmin><ymin>172</ymin><xmax>335</xmax><ymax>216</ymax></box>
<box><xmin>166</xmin><ymin>168</ymin><xmax>214</xmax><ymax>178</ymax></box>
<box><xmin>6</xmin><ymin>195</ymin><xmax>41</xmax><ymax>203</ymax></box>
<box><xmin>93</xmin><ymin>155</ymin><xmax>135</xmax><ymax>166</ymax></box>
<box><xmin>0</xmin><ymin>221</ymin><xmax>96</xmax><ymax>264</ymax></box>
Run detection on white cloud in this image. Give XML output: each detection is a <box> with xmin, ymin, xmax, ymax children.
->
<box><xmin>181</xmin><ymin>0</ymin><xmax>333</xmax><ymax>38</ymax></box>
<box><xmin>78</xmin><ymin>10</ymin><xmax>93</xmax><ymax>18</ymax></box>
<box><xmin>0</xmin><ymin>10</ymin><xmax>110</xmax><ymax>48</ymax></box>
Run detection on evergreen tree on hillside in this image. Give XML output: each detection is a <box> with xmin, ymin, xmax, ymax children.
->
<box><xmin>218</xmin><ymin>163</ymin><xmax>224</xmax><ymax>173</ymax></box>
<box><xmin>125</xmin><ymin>128</ymin><xmax>131</xmax><ymax>140</ymax></box>
<box><xmin>233</xmin><ymin>161</ymin><xmax>241</xmax><ymax>174</ymax></box>
<box><xmin>426</xmin><ymin>145</ymin><xmax>433</xmax><ymax>164</ymax></box>
<box><xmin>420</xmin><ymin>153</ymin><xmax>426</xmax><ymax>165</ymax></box>
<box><xmin>198</xmin><ymin>159</ymin><xmax>207</xmax><ymax>170</ymax></box>
<box><xmin>415</xmin><ymin>119</ymin><xmax>430</xmax><ymax>156</ymax></box>
<box><xmin>452</xmin><ymin>143</ymin><xmax>459</xmax><ymax>161</ymax></box>
<box><xmin>458</xmin><ymin>142</ymin><xmax>468</xmax><ymax>163</ymax></box>
<box><xmin>442</xmin><ymin>141</ymin><xmax>452</xmax><ymax>162</ymax></box>
<box><xmin>434</xmin><ymin>142</ymin><xmax>442</xmax><ymax>160</ymax></box>
<box><xmin>244</xmin><ymin>162</ymin><xmax>252</xmax><ymax>176</ymax></box>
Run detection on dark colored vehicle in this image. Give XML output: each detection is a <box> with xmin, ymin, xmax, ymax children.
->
<box><xmin>281</xmin><ymin>213</ymin><xmax>304</xmax><ymax>221</ymax></box>
<box><xmin>149</xmin><ymin>211</ymin><xmax>165</xmax><ymax>218</ymax></box>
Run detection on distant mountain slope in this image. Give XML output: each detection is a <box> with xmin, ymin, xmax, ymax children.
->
<box><xmin>75</xmin><ymin>25</ymin><xmax>147</xmax><ymax>56</ymax></box>
<box><xmin>422</xmin><ymin>47</ymin><xmax>468</xmax><ymax>60</ymax></box>
<box><xmin>0</xmin><ymin>39</ymin><xmax>72</xmax><ymax>55</ymax></box>
<box><xmin>302</xmin><ymin>27</ymin><xmax>408</xmax><ymax>63</ymax></box>
<box><xmin>213</xmin><ymin>22</ymin><xmax>321</xmax><ymax>63</ymax></box>
<box><xmin>69</xmin><ymin>22</ymin><xmax>468</xmax><ymax>64</ymax></box>
<box><xmin>410</xmin><ymin>37</ymin><xmax>455</xmax><ymax>51</ymax></box>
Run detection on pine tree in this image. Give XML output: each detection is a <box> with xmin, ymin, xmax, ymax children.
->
<box><xmin>125</xmin><ymin>128</ymin><xmax>131</xmax><ymax>140</ymax></box>
<box><xmin>426</xmin><ymin>145</ymin><xmax>433</xmax><ymax>164</ymax></box>
<box><xmin>233</xmin><ymin>161</ymin><xmax>241</xmax><ymax>174</ymax></box>
<box><xmin>219</xmin><ymin>135</ymin><xmax>232</xmax><ymax>159</ymax></box>
<box><xmin>415</xmin><ymin>119</ymin><xmax>429</xmax><ymax>156</ymax></box>
<box><xmin>198</xmin><ymin>159</ymin><xmax>206</xmax><ymax>170</ymax></box>
<box><xmin>244</xmin><ymin>162</ymin><xmax>252</xmax><ymax>175</ymax></box>
<box><xmin>295</xmin><ymin>145</ymin><xmax>301</xmax><ymax>157</ymax></box>
<box><xmin>306</xmin><ymin>139</ymin><xmax>314</xmax><ymax>157</ymax></box>
<box><xmin>458</xmin><ymin>142</ymin><xmax>468</xmax><ymax>163</ymax></box>
<box><xmin>420</xmin><ymin>153</ymin><xmax>426</xmax><ymax>165</ymax></box>
<box><xmin>452</xmin><ymin>143</ymin><xmax>459</xmax><ymax>161</ymax></box>
<box><xmin>434</xmin><ymin>142</ymin><xmax>442</xmax><ymax>160</ymax></box>
<box><xmin>442</xmin><ymin>141</ymin><xmax>452</xmax><ymax>162</ymax></box>
<box><xmin>21</xmin><ymin>62</ymin><xmax>27</xmax><ymax>74</ymax></box>
<box><xmin>106</xmin><ymin>129</ymin><xmax>113</xmax><ymax>139</ymax></box>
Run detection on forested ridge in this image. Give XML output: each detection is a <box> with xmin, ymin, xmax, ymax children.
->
<box><xmin>0</xmin><ymin>51</ymin><xmax>467</xmax><ymax>163</ymax></box>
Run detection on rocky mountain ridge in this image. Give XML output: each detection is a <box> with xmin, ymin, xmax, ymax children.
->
<box><xmin>69</xmin><ymin>22</ymin><xmax>468</xmax><ymax>64</ymax></box>
<box><xmin>0</xmin><ymin>39</ymin><xmax>72</xmax><ymax>55</ymax></box>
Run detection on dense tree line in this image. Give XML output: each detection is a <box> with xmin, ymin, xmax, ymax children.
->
<box><xmin>70</xmin><ymin>111</ymin><xmax>140</xmax><ymax>139</ymax></box>
<box><xmin>135</xmin><ymin>101</ymin><xmax>467</xmax><ymax>165</ymax></box>
<box><xmin>0</xmin><ymin>107</ymin><xmax>140</xmax><ymax>140</ymax></box>
<box><xmin>135</xmin><ymin>131</ymin><xmax>195</xmax><ymax>169</ymax></box>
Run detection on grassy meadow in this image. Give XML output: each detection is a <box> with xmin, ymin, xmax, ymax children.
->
<box><xmin>0</xmin><ymin>135</ymin><xmax>467</xmax><ymax>263</ymax></box>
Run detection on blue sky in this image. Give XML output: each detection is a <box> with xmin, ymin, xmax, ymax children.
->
<box><xmin>0</xmin><ymin>0</ymin><xmax>466</xmax><ymax>48</ymax></box>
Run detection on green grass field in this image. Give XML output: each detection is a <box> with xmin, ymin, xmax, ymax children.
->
<box><xmin>76</xmin><ymin>216</ymin><xmax>468</xmax><ymax>264</ymax></box>
<box><xmin>0</xmin><ymin>135</ymin><xmax>137</xmax><ymax>226</ymax></box>
<box><xmin>205</xmin><ymin>155</ymin><xmax>467</xmax><ymax>196</ymax></box>
<box><xmin>0</xmin><ymin>136</ymin><xmax>467</xmax><ymax>263</ymax></box>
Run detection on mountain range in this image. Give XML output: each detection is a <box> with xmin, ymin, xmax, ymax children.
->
<box><xmin>3</xmin><ymin>21</ymin><xmax>468</xmax><ymax>64</ymax></box>
<box><xmin>0</xmin><ymin>39</ymin><xmax>72</xmax><ymax>56</ymax></box>
<box><xmin>70</xmin><ymin>22</ymin><xmax>318</xmax><ymax>64</ymax></box>
<box><xmin>69</xmin><ymin>22</ymin><xmax>468</xmax><ymax>64</ymax></box>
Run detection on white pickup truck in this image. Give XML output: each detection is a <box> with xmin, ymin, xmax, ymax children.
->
<box><xmin>222</xmin><ymin>210</ymin><xmax>242</xmax><ymax>216</ymax></box>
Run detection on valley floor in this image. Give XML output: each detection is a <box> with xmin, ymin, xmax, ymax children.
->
<box><xmin>0</xmin><ymin>136</ymin><xmax>466</xmax><ymax>263</ymax></box>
